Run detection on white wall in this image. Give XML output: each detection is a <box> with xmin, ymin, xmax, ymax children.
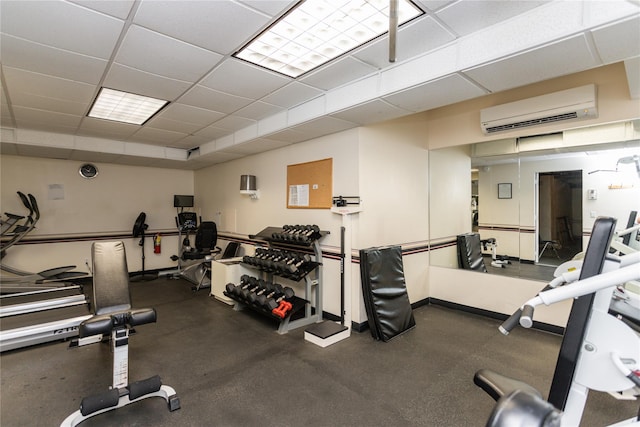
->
<box><xmin>194</xmin><ymin>116</ymin><xmax>431</xmax><ymax>323</ymax></box>
<box><xmin>357</xmin><ymin>116</ymin><xmax>430</xmax><ymax>316</ymax></box>
<box><xmin>1</xmin><ymin>155</ymin><xmax>193</xmax><ymax>274</ymax></box>
<box><xmin>194</xmin><ymin>129</ymin><xmax>359</xmax><ymax>319</ymax></box>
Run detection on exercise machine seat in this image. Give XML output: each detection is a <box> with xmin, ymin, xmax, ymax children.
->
<box><xmin>474</xmin><ymin>369</ymin><xmax>542</xmax><ymax>402</ymax></box>
<box><xmin>182</xmin><ymin>221</ymin><xmax>220</xmax><ymax>260</ymax></box>
<box><xmin>486</xmin><ymin>390</ymin><xmax>561</xmax><ymax>427</ymax></box>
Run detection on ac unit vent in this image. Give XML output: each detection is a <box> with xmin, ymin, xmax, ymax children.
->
<box><xmin>480</xmin><ymin>84</ymin><xmax>597</xmax><ymax>135</ymax></box>
<box><xmin>485</xmin><ymin>112</ymin><xmax>578</xmax><ymax>134</ymax></box>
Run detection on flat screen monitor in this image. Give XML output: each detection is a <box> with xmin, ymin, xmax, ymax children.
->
<box><xmin>174</xmin><ymin>194</ymin><xmax>194</xmax><ymax>208</ymax></box>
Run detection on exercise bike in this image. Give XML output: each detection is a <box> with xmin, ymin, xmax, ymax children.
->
<box><xmin>475</xmin><ymin>216</ymin><xmax>640</xmax><ymax>426</ymax></box>
<box><xmin>164</xmin><ymin>212</ymin><xmax>221</xmax><ymax>291</ymax></box>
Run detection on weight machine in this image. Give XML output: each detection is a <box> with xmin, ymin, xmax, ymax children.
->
<box><xmin>475</xmin><ymin>216</ymin><xmax>640</xmax><ymax>426</ymax></box>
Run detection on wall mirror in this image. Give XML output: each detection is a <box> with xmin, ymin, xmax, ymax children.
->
<box><xmin>429</xmin><ymin>119</ymin><xmax>640</xmax><ymax>282</ymax></box>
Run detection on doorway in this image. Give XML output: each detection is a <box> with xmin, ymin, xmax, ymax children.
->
<box><xmin>536</xmin><ymin>170</ymin><xmax>583</xmax><ymax>265</ymax></box>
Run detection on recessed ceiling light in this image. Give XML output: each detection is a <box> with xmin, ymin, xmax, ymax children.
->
<box><xmin>235</xmin><ymin>0</ymin><xmax>423</xmax><ymax>78</ymax></box>
<box><xmin>87</xmin><ymin>88</ymin><xmax>168</xmax><ymax>125</ymax></box>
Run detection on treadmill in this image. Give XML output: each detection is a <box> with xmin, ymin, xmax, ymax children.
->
<box><xmin>0</xmin><ymin>285</ymin><xmax>91</xmax><ymax>352</ymax></box>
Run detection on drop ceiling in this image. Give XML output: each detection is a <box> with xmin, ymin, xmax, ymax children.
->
<box><xmin>1</xmin><ymin>0</ymin><xmax>639</xmax><ymax>170</ymax></box>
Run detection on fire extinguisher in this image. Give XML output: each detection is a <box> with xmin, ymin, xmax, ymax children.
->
<box><xmin>153</xmin><ymin>233</ymin><xmax>161</xmax><ymax>254</ymax></box>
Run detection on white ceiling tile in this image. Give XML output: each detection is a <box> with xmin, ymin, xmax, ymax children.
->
<box><xmin>1</xmin><ymin>35</ymin><xmax>108</xmax><ymax>85</ymax></box>
<box><xmin>412</xmin><ymin>0</ymin><xmax>456</xmax><ymax>12</ymax></box>
<box><xmin>0</xmin><ymin>0</ymin><xmax>124</xmax><ymax>58</ymax></box>
<box><xmin>103</xmin><ymin>63</ymin><xmax>192</xmax><ymax>101</ymax></box>
<box><xmin>201</xmin><ymin>59</ymin><xmax>291</xmax><ymax>99</ymax></box>
<box><xmin>378</xmin><ymin>44</ymin><xmax>458</xmax><ymax>96</ymax></box>
<box><xmin>287</xmin><ymin>116</ymin><xmax>358</xmax><ymax>140</ymax></box>
<box><xmin>436</xmin><ymin>1</ymin><xmax>547</xmax><ymax>37</ymax></box>
<box><xmin>234</xmin><ymin>101</ymin><xmax>285</xmax><ymax>120</ymax></box>
<box><xmin>237</xmin><ymin>1</ymin><xmax>294</xmax><ymax>16</ymax></box>
<box><xmin>591</xmin><ymin>16</ymin><xmax>640</xmax><ymax>64</ymax></box>
<box><xmin>383</xmin><ymin>74</ymin><xmax>486</xmax><ymax>112</ymax></box>
<box><xmin>145</xmin><ymin>117</ymin><xmax>204</xmax><ymax>135</ymax></box>
<box><xmin>330</xmin><ymin>99</ymin><xmax>413</xmax><ymax>125</ymax></box>
<box><xmin>10</xmin><ymin>91</ymin><xmax>89</xmax><ymax>116</ymax></box>
<box><xmin>194</xmin><ymin>124</ymin><xmax>229</xmax><ymax>140</ymax></box>
<box><xmin>3</xmin><ymin>67</ymin><xmax>96</xmax><ymax>104</ymax></box>
<box><xmin>115</xmin><ymin>25</ymin><xmax>223</xmax><ymax>83</ymax></box>
<box><xmin>300</xmin><ymin>57</ymin><xmax>378</xmax><ymax>91</ymax></box>
<box><xmin>261</xmin><ymin>82</ymin><xmax>324</xmax><ymax>108</ymax></box>
<box><xmin>457</xmin><ymin>1</ymin><xmax>583</xmax><ymax>70</ymax></box>
<box><xmin>12</xmin><ymin>106</ymin><xmax>82</xmax><ymax>129</ymax></box>
<box><xmin>584</xmin><ymin>1</ymin><xmax>640</xmax><ymax>27</ymax></box>
<box><xmin>262</xmin><ymin>127</ymin><xmax>307</xmax><ymax>143</ymax></box>
<box><xmin>178</xmin><ymin>85</ymin><xmax>254</xmax><ymax>113</ymax></box>
<box><xmin>129</xmin><ymin>127</ymin><xmax>189</xmax><ymax>145</ymax></box>
<box><xmin>68</xmin><ymin>0</ymin><xmax>136</xmax><ymax>19</ymax></box>
<box><xmin>464</xmin><ymin>35</ymin><xmax>599</xmax><ymax>93</ymax></box>
<box><xmin>211</xmin><ymin>116</ymin><xmax>256</xmax><ymax>132</ymax></box>
<box><xmin>353</xmin><ymin>16</ymin><xmax>455</xmax><ymax>69</ymax></box>
<box><xmin>134</xmin><ymin>0</ymin><xmax>273</xmax><ymax>54</ymax></box>
<box><xmin>77</xmin><ymin>117</ymin><xmax>139</xmax><ymax>139</ymax></box>
<box><xmin>156</xmin><ymin>103</ymin><xmax>226</xmax><ymax>127</ymax></box>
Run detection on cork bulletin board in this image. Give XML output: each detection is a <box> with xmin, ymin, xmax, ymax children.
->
<box><xmin>286</xmin><ymin>158</ymin><xmax>333</xmax><ymax>209</ymax></box>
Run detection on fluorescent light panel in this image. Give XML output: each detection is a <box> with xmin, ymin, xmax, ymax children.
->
<box><xmin>235</xmin><ymin>0</ymin><xmax>423</xmax><ymax>78</ymax></box>
<box><xmin>88</xmin><ymin>88</ymin><xmax>168</xmax><ymax>125</ymax></box>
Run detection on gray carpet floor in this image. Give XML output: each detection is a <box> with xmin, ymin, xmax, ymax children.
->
<box><xmin>1</xmin><ymin>277</ymin><xmax>637</xmax><ymax>426</ymax></box>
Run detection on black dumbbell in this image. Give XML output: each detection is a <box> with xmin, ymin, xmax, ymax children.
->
<box><xmin>224</xmin><ymin>275</ymin><xmax>252</xmax><ymax>297</ymax></box>
<box><xmin>247</xmin><ymin>281</ymin><xmax>275</xmax><ymax>305</ymax></box>
<box><xmin>240</xmin><ymin>278</ymin><xmax>265</xmax><ymax>300</ymax></box>
<box><xmin>264</xmin><ymin>287</ymin><xmax>295</xmax><ymax>311</ymax></box>
<box><xmin>254</xmin><ymin>283</ymin><xmax>284</xmax><ymax>307</ymax></box>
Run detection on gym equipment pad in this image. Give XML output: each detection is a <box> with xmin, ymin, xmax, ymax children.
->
<box><xmin>359</xmin><ymin>246</ymin><xmax>415</xmax><ymax>341</ymax></box>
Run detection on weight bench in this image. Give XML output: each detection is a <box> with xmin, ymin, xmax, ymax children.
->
<box><xmin>61</xmin><ymin>241</ymin><xmax>179</xmax><ymax>426</ymax></box>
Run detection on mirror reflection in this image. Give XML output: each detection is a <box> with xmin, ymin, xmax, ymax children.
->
<box><xmin>429</xmin><ymin>120</ymin><xmax>640</xmax><ymax>282</ymax></box>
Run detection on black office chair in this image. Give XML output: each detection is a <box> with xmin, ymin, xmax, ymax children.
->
<box><xmin>62</xmin><ymin>241</ymin><xmax>179</xmax><ymax>426</ymax></box>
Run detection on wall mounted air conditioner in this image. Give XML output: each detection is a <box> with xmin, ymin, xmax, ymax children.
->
<box><xmin>480</xmin><ymin>84</ymin><xmax>597</xmax><ymax>135</ymax></box>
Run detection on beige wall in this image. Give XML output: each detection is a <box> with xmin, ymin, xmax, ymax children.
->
<box><xmin>1</xmin><ymin>155</ymin><xmax>193</xmax><ymax>273</ymax></box>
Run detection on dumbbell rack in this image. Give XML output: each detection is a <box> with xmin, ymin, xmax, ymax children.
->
<box><xmin>232</xmin><ymin>225</ymin><xmax>327</xmax><ymax>334</ymax></box>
